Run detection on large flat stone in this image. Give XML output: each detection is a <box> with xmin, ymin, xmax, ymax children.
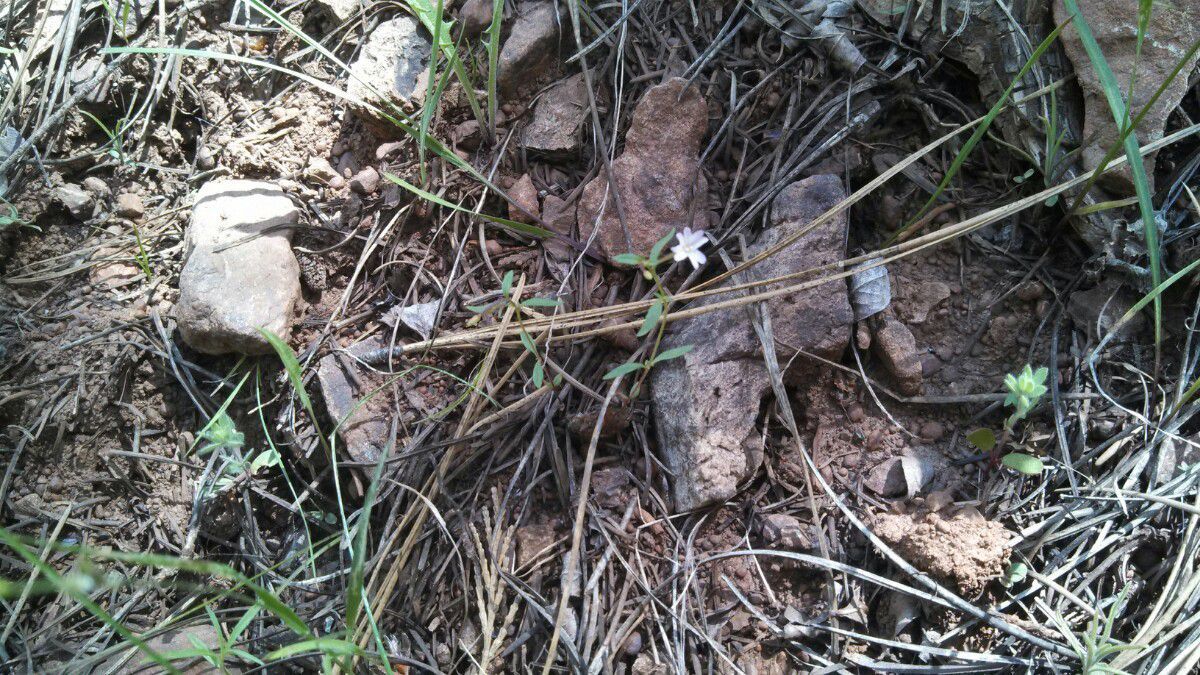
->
<box><xmin>317</xmin><ymin>339</ymin><xmax>391</xmax><ymax>464</ymax></box>
<box><xmin>176</xmin><ymin>180</ymin><xmax>301</xmax><ymax>355</ymax></box>
<box><xmin>1054</xmin><ymin>0</ymin><xmax>1200</xmax><ymax>192</ymax></box>
<box><xmin>651</xmin><ymin>175</ymin><xmax>852</xmax><ymax>511</ymax></box>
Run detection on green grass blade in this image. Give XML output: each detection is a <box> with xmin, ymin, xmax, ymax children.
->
<box><xmin>259</xmin><ymin>329</ymin><xmax>312</xmax><ymax>414</ymax></box>
<box><xmin>895</xmin><ymin>19</ymin><xmax>1068</xmax><ymax>239</ymax></box>
<box><xmin>1062</xmin><ymin>0</ymin><xmax>1163</xmax><ymax>362</ymax></box>
<box><xmin>0</xmin><ymin>529</ymin><xmax>181</xmax><ymax>674</ymax></box>
<box><xmin>383</xmin><ymin>173</ymin><xmax>554</xmax><ymax>238</ymax></box>
<box><xmin>487</xmin><ymin>0</ymin><xmax>504</xmax><ymax>134</ymax></box>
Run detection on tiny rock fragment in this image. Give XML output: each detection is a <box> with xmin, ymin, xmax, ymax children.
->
<box><xmin>515</xmin><ymin>520</ymin><xmax>559</xmax><ymax>568</ymax></box>
<box><xmin>497</xmin><ymin>2</ymin><xmax>561</xmax><ymax>97</ymax></box>
<box><xmin>175</xmin><ymin>180</ymin><xmax>302</xmax><ymax>355</ymax></box>
<box><xmin>576</xmin><ymin>77</ymin><xmax>709</xmax><ymax>262</ymax></box>
<box><xmin>56</xmin><ymin>183</ymin><xmax>93</xmax><ymax>219</ymax></box>
<box><xmin>872</xmin><ymin>317</ymin><xmax>923</xmax><ymax>396</ymax></box>
<box><xmin>306</xmin><ymin>156</ymin><xmax>340</xmax><ymax>184</ymax></box>
<box><xmin>590</xmin><ymin>467</ymin><xmax>634</xmax><ymax>510</ymax></box>
<box><xmin>347</xmin><ymin>15</ymin><xmax>432</xmax><ymax>135</ymax></box>
<box><xmin>523</xmin><ymin>72</ymin><xmax>589</xmax><ymax>155</ymax></box>
<box><xmin>382</xmin><ymin>299</ymin><xmax>440</xmax><ymax>340</ymax></box>
<box><xmin>114</xmin><ymin>192</ymin><xmax>145</xmax><ymax>219</ymax></box>
<box><xmin>849</xmin><ymin>260</ymin><xmax>891</xmax><ymax>321</ymax></box>
<box><xmin>82</xmin><ymin>176</ymin><xmax>110</xmax><ymax>197</ymax></box>
<box><xmin>864</xmin><ymin>453</ymin><xmax>932</xmax><ymax>499</ymax></box>
<box><xmin>311</xmin><ymin>0</ymin><xmax>361</xmax><ymax>24</ymax></box>
<box><xmin>1054</xmin><ymin>0</ymin><xmax>1200</xmax><ymax>193</ymax></box>
<box><xmin>760</xmin><ymin>513</ymin><xmax>810</xmax><ymax>550</ymax></box>
<box><xmin>349</xmin><ymin>166</ymin><xmax>380</xmax><ymax>195</ymax></box>
<box><xmin>507</xmin><ymin>173</ymin><xmax>540</xmax><ymax>224</ymax></box>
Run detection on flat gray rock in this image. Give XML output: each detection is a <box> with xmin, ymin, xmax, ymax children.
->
<box><xmin>317</xmin><ymin>339</ymin><xmax>391</xmax><ymax>464</ymax></box>
<box><xmin>176</xmin><ymin>180</ymin><xmax>301</xmax><ymax>355</ymax></box>
<box><xmin>497</xmin><ymin>2</ymin><xmax>560</xmax><ymax>96</ymax></box>
<box><xmin>523</xmin><ymin>72</ymin><xmax>588</xmax><ymax>155</ymax></box>
<box><xmin>651</xmin><ymin>175</ymin><xmax>852</xmax><ymax>511</ymax></box>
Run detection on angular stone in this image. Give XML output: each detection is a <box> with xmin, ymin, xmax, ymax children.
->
<box><xmin>651</xmin><ymin>176</ymin><xmax>852</xmax><ymax>511</ymax></box>
<box><xmin>523</xmin><ymin>72</ymin><xmax>589</xmax><ymax>155</ymax></box>
<box><xmin>348</xmin><ymin>16</ymin><xmax>432</xmax><ymax>134</ymax></box>
<box><xmin>873</xmin><ymin>317</ymin><xmax>923</xmax><ymax>396</ymax></box>
<box><xmin>1054</xmin><ymin>0</ymin><xmax>1200</xmax><ymax>193</ymax></box>
<box><xmin>56</xmin><ymin>183</ymin><xmax>92</xmax><ymax>219</ymax></box>
<box><xmin>349</xmin><ymin>166</ymin><xmax>380</xmax><ymax>195</ymax></box>
<box><xmin>497</xmin><ymin>2</ymin><xmax>561</xmax><ymax>97</ymax></box>
<box><xmin>312</xmin><ymin>0</ymin><xmax>363</xmax><ymax>23</ymax></box>
<box><xmin>115</xmin><ymin>192</ymin><xmax>144</xmax><ymax>219</ymax></box>
<box><xmin>317</xmin><ymin>339</ymin><xmax>391</xmax><ymax>464</ymax></box>
<box><xmin>760</xmin><ymin>513</ymin><xmax>810</xmax><ymax>550</ymax></box>
<box><xmin>507</xmin><ymin>173</ymin><xmax>540</xmax><ymax>224</ymax></box>
<box><xmin>176</xmin><ymin>180</ymin><xmax>301</xmax><ymax>355</ymax></box>
<box><xmin>576</xmin><ymin>78</ymin><xmax>709</xmax><ymax>261</ymax></box>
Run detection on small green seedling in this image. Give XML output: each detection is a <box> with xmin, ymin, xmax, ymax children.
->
<box><xmin>968</xmin><ymin>365</ymin><xmax>1049</xmax><ymax>475</ymax></box>
<box><xmin>468</xmin><ymin>270</ymin><xmax>563</xmax><ymax>388</ymax></box>
<box><xmin>604</xmin><ymin>229</ymin><xmax>703</xmax><ymax>396</ymax></box>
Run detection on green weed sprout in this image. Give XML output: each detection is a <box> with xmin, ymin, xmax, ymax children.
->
<box><xmin>603</xmin><ymin>228</ymin><xmax>704</xmax><ymax>396</ymax></box>
<box><xmin>968</xmin><ymin>364</ymin><xmax>1049</xmax><ymax>475</ymax></box>
<box><xmin>468</xmin><ymin>270</ymin><xmax>562</xmax><ymax>389</ymax></box>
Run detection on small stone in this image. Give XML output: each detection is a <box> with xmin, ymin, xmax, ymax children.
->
<box><xmin>306</xmin><ymin>156</ymin><xmax>340</xmax><ymax>183</ymax></box>
<box><xmin>317</xmin><ymin>339</ymin><xmax>391</xmax><ymax>464</ymax></box>
<box><xmin>349</xmin><ymin>166</ymin><xmax>380</xmax><ymax>195</ymax></box>
<box><xmin>497</xmin><ymin>2</ymin><xmax>561</xmax><ymax>97</ymax></box>
<box><xmin>873</xmin><ymin>317</ymin><xmax>923</xmax><ymax>395</ymax></box>
<box><xmin>919</xmin><ymin>421</ymin><xmax>944</xmax><ymax>442</ymax></box>
<box><xmin>348</xmin><ymin>16</ymin><xmax>432</xmax><ymax>135</ymax></box>
<box><xmin>195</xmin><ymin>145</ymin><xmax>216</xmax><ymax>170</ymax></box>
<box><xmin>507</xmin><ymin>174</ymin><xmax>540</xmax><ymax>224</ymax></box>
<box><xmin>591</xmin><ymin>467</ymin><xmax>633</xmax><ymax>510</ymax></box>
<box><xmin>459</xmin><ymin>0</ymin><xmax>493</xmax><ymax>37</ymax></box>
<box><xmin>56</xmin><ymin>183</ymin><xmax>93</xmax><ymax>219</ymax></box>
<box><xmin>114</xmin><ymin>192</ymin><xmax>144</xmax><ymax>219</ymax></box>
<box><xmin>516</xmin><ymin>521</ymin><xmax>558</xmax><ymax>568</ymax></box>
<box><xmin>760</xmin><ymin>513</ymin><xmax>810</xmax><ymax>550</ymax></box>
<box><xmin>311</xmin><ymin>0</ymin><xmax>361</xmax><ymax>23</ymax></box>
<box><xmin>523</xmin><ymin>72</ymin><xmax>589</xmax><ymax>155</ymax></box>
<box><xmin>175</xmin><ymin>180</ymin><xmax>302</xmax><ymax>355</ymax></box>
<box><xmin>82</xmin><ymin>176</ymin><xmax>110</xmax><ymax>197</ymax></box>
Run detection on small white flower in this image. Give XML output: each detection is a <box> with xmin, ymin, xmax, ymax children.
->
<box><xmin>671</xmin><ymin>227</ymin><xmax>708</xmax><ymax>269</ymax></box>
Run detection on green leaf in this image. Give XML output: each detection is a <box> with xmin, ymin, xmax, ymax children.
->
<box><xmin>521</xmin><ymin>297</ymin><xmax>561</xmax><ymax>308</ymax></box>
<box><xmin>466</xmin><ymin>303</ymin><xmax>493</xmax><ymax>314</ymax></box>
<box><xmin>603</xmin><ymin>362</ymin><xmax>644</xmax><ymax>380</ymax></box>
<box><xmin>501</xmin><ymin>270</ymin><xmax>514</xmax><ymax>296</ymax></box>
<box><xmin>649</xmin><ymin>229</ymin><xmax>676</xmax><ymax>265</ymax></box>
<box><xmin>266</xmin><ymin>637</ymin><xmax>365</xmax><ymax>661</ymax></box>
<box><xmin>612</xmin><ymin>253</ymin><xmax>644</xmax><ymax>266</ymax></box>
<box><xmin>259</xmin><ymin>329</ymin><xmax>312</xmax><ymax>414</ymax></box>
<box><xmin>1001</xmin><ymin>452</ymin><xmax>1045</xmax><ymax>476</ymax></box>
<box><xmin>519</xmin><ymin>330</ymin><xmax>537</xmax><ymax>355</ymax></box>
<box><xmin>1002</xmin><ymin>561</ymin><xmax>1029</xmax><ymax>588</ymax></box>
<box><xmin>651</xmin><ymin>344</ymin><xmax>694</xmax><ymax>365</ymax></box>
<box><xmin>383</xmin><ymin>174</ymin><xmax>554</xmax><ymax>239</ymax></box>
<box><xmin>532</xmin><ymin>361</ymin><xmax>544</xmax><ymax>388</ymax></box>
<box><xmin>638</xmin><ymin>298</ymin><xmax>664</xmax><ymax>337</ymax></box>
<box><xmin>967</xmin><ymin>428</ymin><xmax>996</xmax><ymax>453</ymax></box>
<box><xmin>250</xmin><ymin>448</ymin><xmax>281</xmax><ymax>473</ymax></box>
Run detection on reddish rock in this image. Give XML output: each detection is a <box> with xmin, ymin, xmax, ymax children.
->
<box><xmin>575</xmin><ymin>78</ymin><xmax>709</xmax><ymax>261</ymax></box>
<box><xmin>873</xmin><ymin>317</ymin><xmax>923</xmax><ymax>395</ymax></box>
<box><xmin>507</xmin><ymin>174</ymin><xmax>540</xmax><ymax>224</ymax></box>
<box><xmin>1053</xmin><ymin>0</ymin><xmax>1200</xmax><ymax>193</ymax></box>
<box><xmin>496</xmin><ymin>2</ymin><xmax>561</xmax><ymax>96</ymax></box>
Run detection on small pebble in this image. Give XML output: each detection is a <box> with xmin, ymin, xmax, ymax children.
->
<box><xmin>846</xmin><ymin>404</ymin><xmax>864</xmax><ymax>422</ymax></box>
<box><xmin>114</xmin><ymin>192</ymin><xmax>144</xmax><ymax>219</ymax></box>
<box><xmin>919</xmin><ymin>421</ymin><xmax>944</xmax><ymax>442</ymax></box>
<box><xmin>349</xmin><ymin>167</ymin><xmax>380</xmax><ymax>195</ymax></box>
